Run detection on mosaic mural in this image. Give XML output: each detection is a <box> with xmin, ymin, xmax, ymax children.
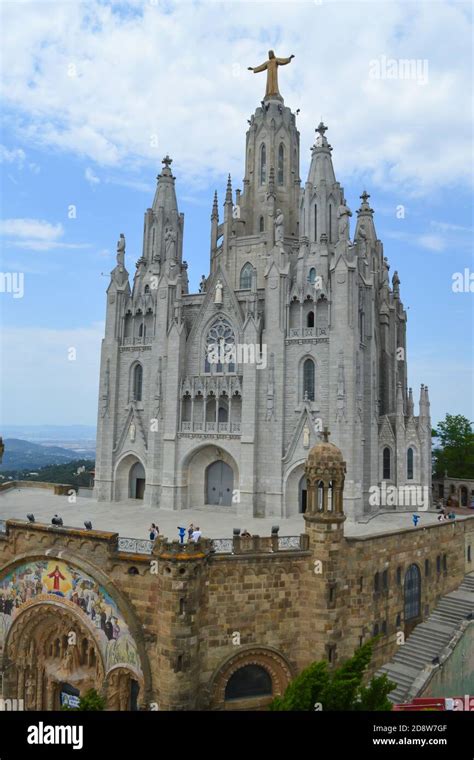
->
<box><xmin>0</xmin><ymin>559</ymin><xmax>142</xmax><ymax>675</ymax></box>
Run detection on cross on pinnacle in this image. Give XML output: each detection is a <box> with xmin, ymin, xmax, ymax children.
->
<box><xmin>322</xmin><ymin>426</ymin><xmax>330</xmax><ymax>442</ymax></box>
<box><xmin>316</xmin><ymin>121</ymin><xmax>328</xmax><ymax>137</ymax></box>
<box><xmin>162</xmin><ymin>155</ymin><xmax>173</xmax><ymax>168</ymax></box>
<box><xmin>360</xmin><ymin>190</ymin><xmax>370</xmax><ymax>204</ymax></box>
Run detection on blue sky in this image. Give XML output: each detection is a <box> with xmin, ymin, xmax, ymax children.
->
<box><xmin>0</xmin><ymin>0</ymin><xmax>473</xmax><ymax>428</ymax></box>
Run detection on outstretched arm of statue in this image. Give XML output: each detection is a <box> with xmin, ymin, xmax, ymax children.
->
<box><xmin>249</xmin><ymin>61</ymin><xmax>268</xmax><ymax>73</ymax></box>
<box><xmin>276</xmin><ymin>55</ymin><xmax>295</xmax><ymax>65</ymax></box>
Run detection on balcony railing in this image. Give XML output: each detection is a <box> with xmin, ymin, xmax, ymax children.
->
<box><xmin>118</xmin><ymin>537</ymin><xmax>153</xmax><ymax>555</ymax></box>
<box><xmin>180</xmin><ymin>422</ymin><xmax>241</xmax><ymax>435</ymax></box>
<box><xmin>121</xmin><ymin>337</ymin><xmax>152</xmax><ymax>347</ymax></box>
<box><xmin>288</xmin><ymin>327</ymin><xmax>328</xmax><ymax>338</ymax></box>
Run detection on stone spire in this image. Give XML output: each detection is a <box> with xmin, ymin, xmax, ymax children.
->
<box><xmin>152</xmin><ymin>155</ymin><xmax>178</xmax><ymax>214</ymax></box>
<box><xmin>306</xmin><ymin>122</ymin><xmax>336</xmax><ymax>186</ymax></box>
<box><xmin>407</xmin><ymin>387</ymin><xmax>414</xmax><ymax>417</ymax></box>
<box><xmin>354</xmin><ymin>190</ymin><xmax>377</xmax><ymax>244</ymax></box>
<box><xmin>211</xmin><ymin>190</ymin><xmax>219</xmax><ymax>221</ymax></box>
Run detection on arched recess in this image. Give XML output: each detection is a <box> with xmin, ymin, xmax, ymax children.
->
<box><xmin>240</xmin><ymin>262</ymin><xmax>253</xmax><ymax>290</ymax></box>
<box><xmin>0</xmin><ymin>552</ymin><xmax>150</xmax><ymax>710</ymax></box>
<box><xmin>283</xmin><ymin>460</ymin><xmax>307</xmax><ymax>517</ymax></box>
<box><xmin>180</xmin><ymin>444</ymin><xmax>239</xmax><ymax>509</ymax></box>
<box><xmin>114</xmin><ymin>453</ymin><xmax>146</xmax><ymax>502</ymax></box>
<box><xmin>209</xmin><ymin>646</ymin><xmax>293</xmax><ymax>710</ymax></box>
<box><xmin>404</xmin><ymin>563</ymin><xmax>421</xmax><ymax>624</ymax></box>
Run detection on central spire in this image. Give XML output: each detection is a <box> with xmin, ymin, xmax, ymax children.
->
<box><xmin>248</xmin><ymin>50</ymin><xmax>295</xmax><ymax>100</ymax></box>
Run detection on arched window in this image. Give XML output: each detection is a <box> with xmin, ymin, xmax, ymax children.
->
<box><xmin>278</xmin><ymin>143</ymin><xmax>284</xmax><ymax>185</ymax></box>
<box><xmin>407</xmin><ymin>448</ymin><xmax>414</xmax><ymax>480</ymax></box>
<box><xmin>308</xmin><ymin>267</ymin><xmax>316</xmax><ymax>285</ymax></box>
<box><xmin>225</xmin><ymin>664</ymin><xmax>272</xmax><ymax>701</ymax></box>
<box><xmin>259</xmin><ymin>216</ymin><xmax>265</xmax><ymax>233</ymax></box>
<box><xmin>404</xmin><ymin>564</ymin><xmax>421</xmax><ymax>621</ymax></box>
<box><xmin>144</xmin><ymin>284</ymin><xmax>150</xmax><ymax>294</ymax></box>
<box><xmin>204</xmin><ymin>317</ymin><xmax>236</xmax><ymax>373</ymax></box>
<box><xmin>303</xmin><ymin>358</ymin><xmax>315</xmax><ymax>401</ymax></box>
<box><xmin>240</xmin><ymin>262</ymin><xmax>253</xmax><ymax>290</ymax></box>
<box><xmin>133</xmin><ymin>364</ymin><xmax>143</xmax><ymax>402</ymax></box>
<box><xmin>314</xmin><ymin>204</ymin><xmax>317</xmax><ymax>242</ymax></box>
<box><xmin>307</xmin><ymin>311</ymin><xmax>314</xmax><ymax>328</ymax></box>
<box><xmin>260</xmin><ymin>143</ymin><xmax>266</xmax><ymax>185</ymax></box>
<box><xmin>138</xmin><ymin>323</ymin><xmax>146</xmax><ymax>339</ymax></box>
<box><xmin>382</xmin><ymin>447</ymin><xmax>391</xmax><ymax>480</ymax></box>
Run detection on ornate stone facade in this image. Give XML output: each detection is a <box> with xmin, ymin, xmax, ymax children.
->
<box><xmin>93</xmin><ymin>63</ymin><xmax>432</xmax><ymax>520</ymax></box>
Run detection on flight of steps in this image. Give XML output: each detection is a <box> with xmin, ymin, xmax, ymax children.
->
<box><xmin>377</xmin><ymin>573</ymin><xmax>474</xmax><ymax>704</ymax></box>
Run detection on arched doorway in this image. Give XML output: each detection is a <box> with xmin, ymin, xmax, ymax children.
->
<box><xmin>3</xmin><ymin>603</ymin><xmax>104</xmax><ymax>710</ymax></box>
<box><xmin>105</xmin><ymin>667</ymin><xmax>141</xmax><ymax>711</ymax></box>
<box><xmin>129</xmin><ymin>461</ymin><xmax>145</xmax><ymax>499</ymax></box>
<box><xmin>460</xmin><ymin>486</ymin><xmax>468</xmax><ymax>507</ymax></box>
<box><xmin>298</xmin><ymin>475</ymin><xmax>307</xmax><ymax>513</ymax></box>
<box><xmin>206</xmin><ymin>460</ymin><xmax>234</xmax><ymax>506</ymax></box>
<box><xmin>225</xmin><ymin>664</ymin><xmax>272</xmax><ymax>702</ymax></box>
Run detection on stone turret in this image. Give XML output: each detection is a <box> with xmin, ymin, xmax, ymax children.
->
<box><xmin>303</xmin><ymin>430</ymin><xmax>347</xmax><ymax>667</ymax></box>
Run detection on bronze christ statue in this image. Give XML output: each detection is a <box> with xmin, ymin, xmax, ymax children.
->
<box><xmin>248</xmin><ymin>50</ymin><xmax>295</xmax><ymax>98</ymax></box>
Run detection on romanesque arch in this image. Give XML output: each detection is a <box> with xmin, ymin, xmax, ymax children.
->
<box><xmin>180</xmin><ymin>444</ymin><xmax>239</xmax><ymax>509</ymax></box>
<box><xmin>114</xmin><ymin>452</ymin><xmax>146</xmax><ymax>501</ymax></box>
<box><xmin>0</xmin><ymin>555</ymin><xmax>148</xmax><ymax>710</ymax></box>
<box><xmin>283</xmin><ymin>459</ymin><xmax>307</xmax><ymax>517</ymax></box>
<box><xmin>209</xmin><ymin>646</ymin><xmax>293</xmax><ymax>710</ymax></box>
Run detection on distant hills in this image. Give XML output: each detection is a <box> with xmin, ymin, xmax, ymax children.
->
<box><xmin>0</xmin><ymin>438</ymin><xmax>95</xmax><ymax>473</ymax></box>
<box><xmin>1</xmin><ymin>425</ymin><xmax>96</xmax><ymax>441</ymax></box>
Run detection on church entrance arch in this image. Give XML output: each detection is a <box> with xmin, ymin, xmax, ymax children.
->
<box><xmin>114</xmin><ymin>454</ymin><xmax>146</xmax><ymax>501</ymax></box>
<box><xmin>129</xmin><ymin>461</ymin><xmax>145</xmax><ymax>499</ymax></box>
<box><xmin>298</xmin><ymin>475</ymin><xmax>307</xmax><ymax>513</ymax></box>
<box><xmin>206</xmin><ymin>461</ymin><xmax>234</xmax><ymax>506</ymax></box>
<box><xmin>181</xmin><ymin>445</ymin><xmax>239</xmax><ymax>509</ymax></box>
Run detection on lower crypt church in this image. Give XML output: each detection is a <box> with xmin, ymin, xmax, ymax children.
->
<box><xmin>93</xmin><ymin>54</ymin><xmax>432</xmax><ymax>520</ymax></box>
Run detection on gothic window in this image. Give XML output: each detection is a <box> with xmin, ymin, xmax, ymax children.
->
<box><xmin>240</xmin><ymin>262</ymin><xmax>253</xmax><ymax>290</ymax></box>
<box><xmin>382</xmin><ymin>447</ymin><xmax>391</xmax><ymax>480</ymax></box>
<box><xmin>404</xmin><ymin>564</ymin><xmax>421</xmax><ymax>621</ymax></box>
<box><xmin>260</xmin><ymin>143</ymin><xmax>266</xmax><ymax>185</ymax></box>
<box><xmin>133</xmin><ymin>363</ymin><xmax>143</xmax><ymax>402</ymax></box>
<box><xmin>225</xmin><ymin>664</ymin><xmax>272</xmax><ymax>701</ymax></box>
<box><xmin>307</xmin><ymin>311</ymin><xmax>314</xmax><ymax>328</ymax></box>
<box><xmin>308</xmin><ymin>267</ymin><xmax>316</xmax><ymax>285</ymax></box>
<box><xmin>259</xmin><ymin>216</ymin><xmax>265</xmax><ymax>233</ymax></box>
<box><xmin>329</xmin><ymin>204</ymin><xmax>332</xmax><ymax>242</ymax></box>
<box><xmin>144</xmin><ymin>285</ymin><xmax>150</xmax><ymax>294</ymax></box>
<box><xmin>204</xmin><ymin>317</ymin><xmax>236</xmax><ymax>373</ymax></box>
<box><xmin>138</xmin><ymin>323</ymin><xmax>146</xmax><ymax>339</ymax></box>
<box><xmin>278</xmin><ymin>143</ymin><xmax>284</xmax><ymax>185</ymax></box>
<box><xmin>303</xmin><ymin>358</ymin><xmax>315</xmax><ymax>401</ymax></box>
<box><xmin>314</xmin><ymin>204</ymin><xmax>317</xmax><ymax>241</ymax></box>
<box><xmin>407</xmin><ymin>447</ymin><xmax>414</xmax><ymax>480</ymax></box>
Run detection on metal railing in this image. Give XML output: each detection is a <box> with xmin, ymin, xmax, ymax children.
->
<box><xmin>117</xmin><ymin>537</ymin><xmax>153</xmax><ymax>555</ymax></box>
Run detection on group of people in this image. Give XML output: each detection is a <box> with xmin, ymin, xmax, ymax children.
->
<box><xmin>177</xmin><ymin>524</ymin><xmax>202</xmax><ymax>544</ymax></box>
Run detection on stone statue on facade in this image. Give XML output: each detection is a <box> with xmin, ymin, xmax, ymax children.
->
<box><xmin>164</xmin><ymin>226</ymin><xmax>177</xmax><ymax>262</ymax></box>
<box><xmin>248</xmin><ymin>51</ymin><xmax>295</xmax><ymax>98</ymax></box>
<box><xmin>116</xmin><ymin>233</ymin><xmax>125</xmax><ymax>268</ymax></box>
<box><xmin>199</xmin><ymin>275</ymin><xmax>207</xmax><ymax>293</ymax></box>
<box><xmin>214</xmin><ymin>279</ymin><xmax>223</xmax><ymax>305</ymax></box>
<box><xmin>274</xmin><ymin>208</ymin><xmax>284</xmax><ymax>247</ymax></box>
<box><xmin>337</xmin><ymin>198</ymin><xmax>352</xmax><ymax>241</ymax></box>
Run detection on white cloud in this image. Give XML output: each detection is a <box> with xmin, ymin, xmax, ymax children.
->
<box><xmin>85</xmin><ymin>166</ymin><xmax>100</xmax><ymax>185</ymax></box>
<box><xmin>418</xmin><ymin>234</ymin><xmax>445</xmax><ymax>252</ymax></box>
<box><xmin>0</xmin><ymin>1</ymin><xmax>472</xmax><ymax>196</ymax></box>
<box><xmin>0</xmin><ymin>218</ymin><xmax>90</xmax><ymax>251</ymax></box>
<box><xmin>0</xmin><ymin>218</ymin><xmax>63</xmax><ymax>241</ymax></box>
<box><xmin>0</xmin><ymin>324</ymin><xmax>103</xmax><ymax>426</ymax></box>
<box><xmin>0</xmin><ymin>144</ymin><xmax>40</xmax><ymax>173</ymax></box>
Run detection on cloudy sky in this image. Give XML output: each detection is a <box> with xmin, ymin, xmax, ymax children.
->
<box><xmin>0</xmin><ymin>0</ymin><xmax>473</xmax><ymax>428</ymax></box>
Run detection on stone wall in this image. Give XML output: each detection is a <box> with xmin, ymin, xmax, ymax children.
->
<box><xmin>0</xmin><ymin>515</ymin><xmax>473</xmax><ymax>710</ymax></box>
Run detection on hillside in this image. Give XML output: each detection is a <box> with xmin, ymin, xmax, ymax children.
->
<box><xmin>0</xmin><ymin>438</ymin><xmax>87</xmax><ymax>473</ymax></box>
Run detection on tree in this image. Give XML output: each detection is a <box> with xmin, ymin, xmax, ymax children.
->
<box><xmin>432</xmin><ymin>414</ymin><xmax>474</xmax><ymax>479</ymax></box>
<box><xmin>269</xmin><ymin>640</ymin><xmax>396</xmax><ymax>711</ymax></box>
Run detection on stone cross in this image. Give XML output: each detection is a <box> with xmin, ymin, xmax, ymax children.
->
<box><xmin>322</xmin><ymin>426</ymin><xmax>330</xmax><ymax>442</ymax></box>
